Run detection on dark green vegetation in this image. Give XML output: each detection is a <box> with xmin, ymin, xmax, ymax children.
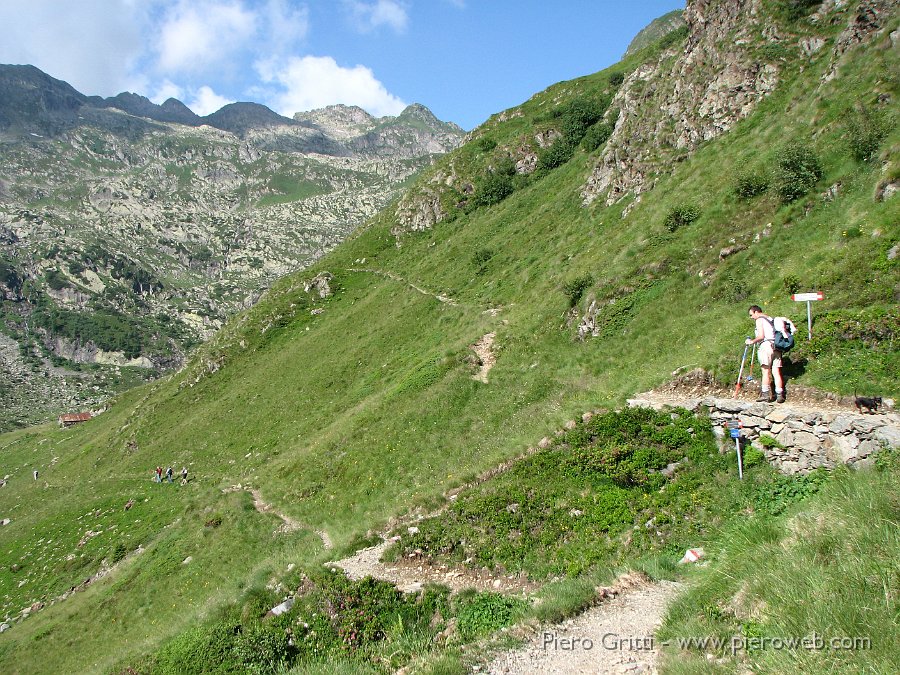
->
<box><xmin>126</xmin><ymin>573</ymin><xmax>522</xmax><ymax>674</ymax></box>
<box><xmin>388</xmin><ymin>407</ymin><xmax>811</xmax><ymax>580</ymax></box>
<box><xmin>0</xmin><ymin>3</ymin><xmax>898</xmax><ymax>673</ymax></box>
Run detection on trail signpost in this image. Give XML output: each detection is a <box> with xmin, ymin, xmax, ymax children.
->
<box><xmin>727</xmin><ymin>420</ymin><xmax>743</xmax><ymax>480</ymax></box>
<box><xmin>792</xmin><ymin>291</ymin><xmax>823</xmax><ymax>341</ymax></box>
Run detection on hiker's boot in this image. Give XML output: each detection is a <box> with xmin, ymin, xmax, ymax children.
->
<box><xmin>756</xmin><ymin>391</ymin><xmax>771</xmax><ymax>403</ymax></box>
<box><xmin>776</xmin><ymin>392</ymin><xmax>786</xmax><ymax>404</ymax></box>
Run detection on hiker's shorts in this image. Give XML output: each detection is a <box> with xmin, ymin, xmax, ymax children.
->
<box><xmin>758</xmin><ymin>342</ymin><xmax>782</xmax><ymax>368</ymax></box>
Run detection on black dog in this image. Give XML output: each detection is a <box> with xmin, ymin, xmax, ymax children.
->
<box><xmin>854</xmin><ymin>395</ymin><xmax>883</xmax><ymax>414</ymax></box>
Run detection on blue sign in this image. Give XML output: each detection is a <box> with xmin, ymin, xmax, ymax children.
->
<box><xmin>730</xmin><ymin>428</ymin><xmax>741</xmax><ymax>439</ymax></box>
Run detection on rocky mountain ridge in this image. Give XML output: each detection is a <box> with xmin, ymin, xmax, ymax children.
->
<box><xmin>0</xmin><ymin>65</ymin><xmax>464</xmax><ymax>430</ymax></box>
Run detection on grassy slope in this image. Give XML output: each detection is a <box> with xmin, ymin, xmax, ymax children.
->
<box><xmin>0</xmin><ymin>6</ymin><xmax>898</xmax><ymax>673</ymax></box>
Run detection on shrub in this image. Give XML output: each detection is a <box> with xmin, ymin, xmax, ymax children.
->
<box><xmin>558</xmin><ymin>97</ymin><xmax>607</xmax><ymax>142</ymax></box>
<box><xmin>663</xmin><ymin>204</ymin><xmax>701</xmax><ymax>232</ymax></box>
<box><xmin>494</xmin><ymin>156</ymin><xmax>517</xmax><ymax>177</ymax></box>
<box><xmin>233</xmin><ymin>625</ymin><xmax>294</xmax><ymax>674</ymax></box>
<box><xmin>581</xmin><ymin>122</ymin><xmax>614</xmax><ymax>152</ymax></box>
<box><xmin>734</xmin><ymin>169</ymin><xmax>770</xmax><ymax>200</ymax></box>
<box><xmin>609</xmin><ymin>72</ymin><xmax>625</xmax><ymax>87</ymax></box>
<box><xmin>776</xmin><ymin>0</ymin><xmax>824</xmax><ymax>21</ymax></box>
<box><xmin>45</xmin><ymin>268</ymin><xmax>69</xmax><ymax>291</ymax></box>
<box><xmin>846</xmin><ymin>105</ymin><xmax>888</xmax><ymax>162</ymax></box>
<box><xmin>111</xmin><ymin>542</ymin><xmax>128</xmax><ymax>564</ymax></box>
<box><xmin>471</xmin><ymin>171</ymin><xmax>514</xmax><ymax>207</ymax></box>
<box><xmin>774</xmin><ymin>143</ymin><xmax>823</xmax><ymax>203</ymax></box>
<box><xmin>475</xmin><ymin>136</ymin><xmax>497</xmax><ymax>152</ymax></box>
<box><xmin>537</xmin><ymin>139</ymin><xmax>576</xmax><ymax>172</ymax></box>
<box><xmin>563</xmin><ymin>273</ymin><xmax>593</xmax><ymax>307</ymax></box>
<box><xmin>783</xmin><ymin>274</ymin><xmax>802</xmax><ymax>295</ymax></box>
<box><xmin>454</xmin><ymin>592</ymin><xmax>525</xmax><ymax>641</ymax></box>
<box><xmin>471</xmin><ymin>248</ymin><xmax>494</xmax><ymax>274</ymax></box>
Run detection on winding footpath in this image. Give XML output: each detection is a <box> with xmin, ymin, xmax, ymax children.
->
<box><xmin>487</xmin><ymin>578</ymin><xmax>682</xmax><ymax>675</ymax></box>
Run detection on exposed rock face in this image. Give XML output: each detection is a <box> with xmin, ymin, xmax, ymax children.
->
<box><xmin>584</xmin><ymin>0</ymin><xmax>898</xmax><ymax>208</ymax></box>
<box><xmin>583</xmin><ymin>0</ymin><xmax>779</xmax><ymax>207</ymax></box>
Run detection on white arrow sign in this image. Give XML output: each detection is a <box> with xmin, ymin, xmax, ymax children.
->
<box><xmin>792</xmin><ymin>292</ymin><xmax>823</xmax><ymax>302</ymax></box>
<box><xmin>792</xmin><ymin>291</ymin><xmax>823</xmax><ymax>340</ymax></box>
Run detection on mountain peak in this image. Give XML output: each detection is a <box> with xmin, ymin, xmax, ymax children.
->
<box><xmin>201</xmin><ymin>102</ymin><xmax>297</xmax><ymax>136</ymax></box>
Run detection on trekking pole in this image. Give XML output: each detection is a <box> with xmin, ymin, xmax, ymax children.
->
<box><xmin>746</xmin><ymin>343</ymin><xmax>757</xmax><ymax>385</ymax></box>
<box><xmin>734</xmin><ymin>340</ymin><xmax>750</xmax><ymax>398</ymax></box>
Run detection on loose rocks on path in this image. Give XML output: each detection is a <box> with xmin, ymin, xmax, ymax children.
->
<box><xmin>485</xmin><ymin>579</ymin><xmax>682</xmax><ymax>675</ymax></box>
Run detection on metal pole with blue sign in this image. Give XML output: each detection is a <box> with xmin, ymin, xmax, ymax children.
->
<box><xmin>727</xmin><ymin>420</ymin><xmax>743</xmax><ymax>480</ymax></box>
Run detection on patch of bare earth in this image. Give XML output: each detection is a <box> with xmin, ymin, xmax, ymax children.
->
<box><xmin>471</xmin><ymin>332</ymin><xmax>497</xmax><ymax>383</ymax></box>
<box><xmin>652</xmin><ymin>367</ymin><xmax>882</xmax><ymax>413</ymax></box>
<box><xmin>485</xmin><ymin>573</ymin><xmax>682</xmax><ymax>675</ymax></box>
<box><xmin>327</xmin><ymin>540</ymin><xmax>538</xmax><ymax>595</ymax></box>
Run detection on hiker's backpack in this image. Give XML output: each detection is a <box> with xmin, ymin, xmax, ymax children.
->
<box><xmin>768</xmin><ymin>317</ymin><xmax>795</xmax><ymax>353</ymax></box>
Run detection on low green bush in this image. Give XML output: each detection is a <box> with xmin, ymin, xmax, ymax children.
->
<box><xmin>454</xmin><ymin>592</ymin><xmax>525</xmax><ymax>641</ymax></box>
<box><xmin>581</xmin><ymin>122</ymin><xmax>614</xmax><ymax>152</ymax></box>
<box><xmin>751</xmin><ymin>470</ymin><xmax>829</xmax><ymax>515</ymax></box>
<box><xmin>775</xmin><ymin>0</ymin><xmax>825</xmax><ymax>21</ymax></box>
<box><xmin>563</xmin><ymin>273</ymin><xmax>593</xmax><ymax>307</ymax></box>
<box><xmin>663</xmin><ymin>204</ymin><xmax>701</xmax><ymax>232</ymax></box>
<box><xmin>845</xmin><ymin>105</ymin><xmax>889</xmax><ymax>162</ymax></box>
<box><xmin>537</xmin><ymin>139</ymin><xmax>576</xmax><ymax>172</ymax></box>
<box><xmin>471</xmin><ymin>172</ymin><xmax>514</xmax><ymax>208</ymax></box>
<box><xmin>774</xmin><ymin>143</ymin><xmax>822</xmax><ymax>203</ymax></box>
<box><xmin>734</xmin><ymin>169</ymin><xmax>770</xmax><ymax>200</ymax></box>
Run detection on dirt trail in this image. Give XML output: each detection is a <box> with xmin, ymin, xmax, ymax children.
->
<box><xmin>223</xmin><ymin>485</ymin><xmax>333</xmax><ymax>549</ymax></box>
<box><xmin>328</xmin><ymin>539</ymin><xmax>538</xmax><ymax>594</ymax></box>
<box><xmin>485</xmin><ymin>576</ymin><xmax>682</xmax><ymax>675</ymax></box>
<box><xmin>345</xmin><ymin>267</ymin><xmax>457</xmax><ymax>305</ymax></box>
<box><xmin>471</xmin><ymin>332</ymin><xmax>497</xmax><ymax>382</ymax></box>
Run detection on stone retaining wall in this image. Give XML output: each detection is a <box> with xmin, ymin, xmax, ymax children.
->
<box><xmin>628</xmin><ymin>395</ymin><xmax>900</xmax><ymax>475</ymax></box>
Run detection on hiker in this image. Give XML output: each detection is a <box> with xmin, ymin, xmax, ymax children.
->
<box><xmin>33</xmin><ymin>470</ymin><xmax>38</xmax><ymax>481</ymax></box>
<box><xmin>155</xmin><ymin>466</ymin><xmax>163</xmax><ymax>483</ymax></box>
<box><xmin>181</xmin><ymin>467</ymin><xmax>188</xmax><ymax>485</ymax></box>
<box><xmin>746</xmin><ymin>305</ymin><xmax>785</xmax><ymax>403</ymax></box>
<box><xmin>166</xmin><ymin>466</ymin><xmax>174</xmax><ymax>483</ymax></box>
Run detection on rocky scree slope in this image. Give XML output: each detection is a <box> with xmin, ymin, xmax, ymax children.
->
<box><xmin>0</xmin><ymin>66</ymin><xmax>463</xmax><ymax>430</ymax></box>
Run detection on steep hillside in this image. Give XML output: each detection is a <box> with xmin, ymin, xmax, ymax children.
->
<box><xmin>0</xmin><ymin>67</ymin><xmax>464</xmax><ymax>430</ymax></box>
<box><xmin>0</xmin><ymin>1</ymin><xmax>897</xmax><ymax>673</ymax></box>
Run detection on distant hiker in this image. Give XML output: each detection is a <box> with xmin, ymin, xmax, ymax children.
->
<box><xmin>166</xmin><ymin>466</ymin><xmax>174</xmax><ymax>483</ymax></box>
<box><xmin>33</xmin><ymin>470</ymin><xmax>38</xmax><ymax>481</ymax></box>
<box><xmin>181</xmin><ymin>467</ymin><xmax>188</xmax><ymax>485</ymax></box>
<box><xmin>155</xmin><ymin>466</ymin><xmax>163</xmax><ymax>483</ymax></box>
<box><xmin>746</xmin><ymin>305</ymin><xmax>785</xmax><ymax>403</ymax></box>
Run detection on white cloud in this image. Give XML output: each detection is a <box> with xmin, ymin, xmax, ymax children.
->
<box><xmin>151</xmin><ymin>79</ymin><xmax>185</xmax><ymax>104</ymax></box>
<box><xmin>257</xmin><ymin>55</ymin><xmax>406</xmax><ymax>118</ymax></box>
<box><xmin>346</xmin><ymin>0</ymin><xmax>409</xmax><ymax>34</ymax></box>
<box><xmin>0</xmin><ymin>0</ymin><xmax>146</xmax><ymax>96</ymax></box>
<box><xmin>263</xmin><ymin>0</ymin><xmax>310</xmax><ymax>54</ymax></box>
<box><xmin>155</xmin><ymin>0</ymin><xmax>257</xmax><ymax>75</ymax></box>
<box><xmin>188</xmin><ymin>86</ymin><xmax>235</xmax><ymax>115</ymax></box>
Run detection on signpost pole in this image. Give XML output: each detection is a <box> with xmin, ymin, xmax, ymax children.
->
<box><xmin>792</xmin><ymin>292</ymin><xmax>823</xmax><ymax>341</ymax></box>
<box><xmin>806</xmin><ymin>300</ymin><xmax>812</xmax><ymax>341</ymax></box>
<box><xmin>728</xmin><ymin>421</ymin><xmax>744</xmax><ymax>480</ymax></box>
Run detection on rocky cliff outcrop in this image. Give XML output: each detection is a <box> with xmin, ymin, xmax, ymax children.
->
<box><xmin>581</xmin><ymin>0</ymin><xmax>896</xmax><ymax>210</ymax></box>
<box><xmin>583</xmin><ymin>0</ymin><xmax>780</xmax><ymax>208</ymax></box>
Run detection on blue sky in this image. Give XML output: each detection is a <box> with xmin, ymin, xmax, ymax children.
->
<box><xmin>0</xmin><ymin>1</ymin><xmax>684</xmax><ymax>130</ymax></box>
